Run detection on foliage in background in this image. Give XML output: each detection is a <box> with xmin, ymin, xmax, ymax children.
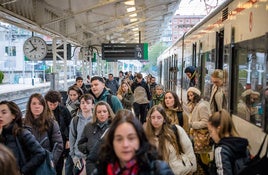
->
<box><xmin>142</xmin><ymin>42</ymin><xmax>168</xmax><ymax>75</ymax></box>
<box><xmin>0</xmin><ymin>71</ymin><xmax>4</xmax><ymax>84</ymax></box>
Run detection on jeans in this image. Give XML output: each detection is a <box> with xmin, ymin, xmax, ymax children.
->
<box><xmin>65</xmin><ymin>155</ymin><xmax>74</xmax><ymax>175</ymax></box>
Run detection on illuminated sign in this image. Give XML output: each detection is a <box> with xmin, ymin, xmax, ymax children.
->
<box><xmin>102</xmin><ymin>43</ymin><xmax>148</xmax><ymax>61</ymax></box>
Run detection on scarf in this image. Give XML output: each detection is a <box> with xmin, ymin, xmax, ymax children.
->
<box><xmin>107</xmin><ymin>159</ymin><xmax>138</xmax><ymax>175</ymax></box>
<box><xmin>66</xmin><ymin>98</ymin><xmax>80</xmax><ymax>116</ymax></box>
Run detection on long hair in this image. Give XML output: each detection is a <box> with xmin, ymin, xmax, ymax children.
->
<box><xmin>0</xmin><ymin>144</ymin><xmax>19</xmax><ymax>175</ymax></box>
<box><xmin>0</xmin><ymin>101</ymin><xmax>23</xmax><ymax>136</ymax></box>
<box><xmin>92</xmin><ymin>101</ymin><xmax>115</xmax><ymax>123</ymax></box>
<box><xmin>96</xmin><ymin>109</ymin><xmax>158</xmax><ymax>173</ymax></box>
<box><xmin>187</xmin><ymin>91</ymin><xmax>201</xmax><ymax>105</ymax></box>
<box><xmin>24</xmin><ymin>93</ymin><xmax>54</xmax><ymax>133</ymax></box>
<box><xmin>145</xmin><ymin>105</ymin><xmax>181</xmax><ymax>161</ymax></box>
<box><xmin>117</xmin><ymin>81</ymin><xmax>132</xmax><ymax>96</ymax></box>
<box><xmin>163</xmin><ymin>90</ymin><xmax>182</xmax><ymax>111</ymax></box>
<box><xmin>208</xmin><ymin>109</ymin><xmax>239</xmax><ymax>139</ymax></box>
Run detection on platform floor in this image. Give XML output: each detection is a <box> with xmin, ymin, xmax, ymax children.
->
<box><xmin>0</xmin><ymin>82</ymin><xmax>50</xmax><ymax>94</ymax></box>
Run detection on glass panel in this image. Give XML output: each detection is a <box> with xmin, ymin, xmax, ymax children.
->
<box><xmin>235</xmin><ymin>35</ymin><xmax>266</xmax><ymax>127</ymax></box>
<box><xmin>203</xmin><ymin>50</ymin><xmax>216</xmax><ymax>101</ymax></box>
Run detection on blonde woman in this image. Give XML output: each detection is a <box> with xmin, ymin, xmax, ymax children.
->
<box><xmin>78</xmin><ymin>101</ymin><xmax>115</xmax><ymax>175</ymax></box>
<box><xmin>116</xmin><ymin>81</ymin><xmax>134</xmax><ymax>110</ymax></box>
<box><xmin>209</xmin><ymin>69</ymin><xmax>227</xmax><ymax>113</ymax></box>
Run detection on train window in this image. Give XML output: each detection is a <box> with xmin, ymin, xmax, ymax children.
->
<box><xmin>203</xmin><ymin>50</ymin><xmax>216</xmax><ymax>101</ymax></box>
<box><xmin>234</xmin><ymin>35</ymin><xmax>267</xmax><ymax>128</ymax></box>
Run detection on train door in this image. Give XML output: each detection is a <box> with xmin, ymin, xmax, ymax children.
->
<box><xmin>229</xmin><ymin>28</ymin><xmax>237</xmax><ymax>113</ymax></box>
<box><xmin>198</xmin><ymin>42</ymin><xmax>205</xmax><ymax>93</ymax></box>
<box><xmin>216</xmin><ymin>30</ymin><xmax>224</xmax><ymax>69</ymax></box>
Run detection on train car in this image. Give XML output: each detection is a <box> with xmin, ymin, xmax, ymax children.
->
<box><xmin>157</xmin><ymin>0</ymin><xmax>268</xmax><ymax>154</ymax></box>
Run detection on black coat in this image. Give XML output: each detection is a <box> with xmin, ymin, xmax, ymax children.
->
<box><xmin>92</xmin><ymin>159</ymin><xmax>174</xmax><ymax>175</ymax></box>
<box><xmin>53</xmin><ymin>105</ymin><xmax>72</xmax><ymax>143</ymax></box>
<box><xmin>78</xmin><ymin>120</ymin><xmax>111</xmax><ymax>175</ymax></box>
<box><xmin>0</xmin><ymin>123</ymin><xmax>46</xmax><ymax>175</ymax></box>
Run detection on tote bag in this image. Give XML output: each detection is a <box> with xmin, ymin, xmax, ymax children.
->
<box><xmin>16</xmin><ymin>136</ymin><xmax>56</xmax><ymax>175</ymax></box>
<box><xmin>35</xmin><ymin>149</ymin><xmax>56</xmax><ymax>175</ymax></box>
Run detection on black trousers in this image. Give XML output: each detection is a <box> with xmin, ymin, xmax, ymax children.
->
<box><xmin>133</xmin><ymin>102</ymin><xmax>149</xmax><ymax>124</ymax></box>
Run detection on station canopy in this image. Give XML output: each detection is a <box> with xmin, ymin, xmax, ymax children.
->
<box><xmin>0</xmin><ymin>0</ymin><xmax>180</xmax><ymax>47</ymax></box>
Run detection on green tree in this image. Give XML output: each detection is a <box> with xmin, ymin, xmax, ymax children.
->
<box><xmin>0</xmin><ymin>71</ymin><xmax>4</xmax><ymax>84</ymax></box>
<box><xmin>142</xmin><ymin>42</ymin><xmax>168</xmax><ymax>74</ymax></box>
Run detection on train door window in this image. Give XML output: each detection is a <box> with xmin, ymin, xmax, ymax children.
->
<box><xmin>203</xmin><ymin>50</ymin><xmax>216</xmax><ymax>101</ymax></box>
<box><xmin>234</xmin><ymin>35</ymin><xmax>267</xmax><ymax>128</ymax></box>
<box><xmin>222</xmin><ymin>45</ymin><xmax>231</xmax><ymax>111</ymax></box>
<box><xmin>164</xmin><ymin>59</ymin><xmax>169</xmax><ymax>90</ymax></box>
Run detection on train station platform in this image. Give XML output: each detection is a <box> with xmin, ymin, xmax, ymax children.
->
<box><xmin>0</xmin><ymin>82</ymin><xmax>50</xmax><ymax>94</ymax></box>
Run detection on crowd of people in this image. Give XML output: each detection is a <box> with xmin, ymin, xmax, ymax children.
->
<box><xmin>0</xmin><ymin>68</ymin><xmax>262</xmax><ymax>175</ymax></box>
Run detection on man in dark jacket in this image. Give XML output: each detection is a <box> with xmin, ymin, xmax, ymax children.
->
<box><xmin>131</xmin><ymin>73</ymin><xmax>151</xmax><ymax>124</ymax></box>
<box><xmin>74</xmin><ymin>76</ymin><xmax>89</xmax><ymax>94</ymax></box>
<box><xmin>89</xmin><ymin>76</ymin><xmax>123</xmax><ymax>113</ymax></box>
<box><xmin>45</xmin><ymin>90</ymin><xmax>72</xmax><ymax>175</ymax></box>
<box><xmin>105</xmin><ymin>73</ymin><xmax>119</xmax><ymax>95</ymax></box>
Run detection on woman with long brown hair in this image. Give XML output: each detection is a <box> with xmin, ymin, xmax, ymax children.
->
<box><xmin>145</xmin><ymin>105</ymin><xmax>196</xmax><ymax>175</ymax></box>
<box><xmin>24</xmin><ymin>93</ymin><xmax>63</xmax><ymax>168</ymax></box>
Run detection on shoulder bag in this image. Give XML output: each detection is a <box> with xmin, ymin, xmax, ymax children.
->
<box><xmin>238</xmin><ymin>134</ymin><xmax>268</xmax><ymax>175</ymax></box>
<box><xmin>35</xmin><ymin>137</ymin><xmax>57</xmax><ymax>175</ymax></box>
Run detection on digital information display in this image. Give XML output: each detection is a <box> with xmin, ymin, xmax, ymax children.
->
<box><xmin>102</xmin><ymin>43</ymin><xmax>148</xmax><ymax>61</ymax></box>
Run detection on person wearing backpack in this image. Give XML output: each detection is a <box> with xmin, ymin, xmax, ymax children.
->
<box><xmin>66</xmin><ymin>94</ymin><xmax>95</xmax><ymax>175</ymax></box>
<box><xmin>0</xmin><ymin>101</ymin><xmax>46</xmax><ymax>175</ymax></box>
<box><xmin>45</xmin><ymin>90</ymin><xmax>72</xmax><ymax>175</ymax></box>
<box><xmin>78</xmin><ymin>101</ymin><xmax>115</xmax><ymax>175</ymax></box>
<box><xmin>207</xmin><ymin>109</ymin><xmax>250</xmax><ymax>175</ymax></box>
<box><xmin>89</xmin><ymin>76</ymin><xmax>123</xmax><ymax>114</ymax></box>
<box><xmin>24</xmin><ymin>93</ymin><xmax>64</xmax><ymax>171</ymax></box>
<box><xmin>131</xmin><ymin>73</ymin><xmax>151</xmax><ymax>124</ymax></box>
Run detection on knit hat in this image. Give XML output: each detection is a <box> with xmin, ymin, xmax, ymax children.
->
<box><xmin>241</xmin><ymin>89</ymin><xmax>260</xmax><ymax>97</ymax></box>
<box><xmin>184</xmin><ymin>66</ymin><xmax>196</xmax><ymax>74</ymax></box>
<box><xmin>187</xmin><ymin>87</ymin><xmax>201</xmax><ymax>96</ymax></box>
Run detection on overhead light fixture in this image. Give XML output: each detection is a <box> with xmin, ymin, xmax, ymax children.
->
<box><xmin>124</xmin><ymin>0</ymin><xmax>135</xmax><ymax>6</ymax></box>
<box><xmin>129</xmin><ymin>13</ymin><xmax>137</xmax><ymax>17</ymax></box>
<box><xmin>127</xmin><ymin>7</ymin><xmax>136</xmax><ymax>13</ymax></box>
<box><xmin>130</xmin><ymin>18</ymin><xmax>137</xmax><ymax>22</ymax></box>
<box><xmin>132</xmin><ymin>27</ymin><xmax>139</xmax><ymax>31</ymax></box>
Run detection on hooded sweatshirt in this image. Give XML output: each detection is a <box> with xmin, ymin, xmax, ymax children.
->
<box><xmin>213</xmin><ymin>137</ymin><xmax>250</xmax><ymax>175</ymax></box>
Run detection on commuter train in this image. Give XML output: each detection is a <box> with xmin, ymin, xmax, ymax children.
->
<box><xmin>157</xmin><ymin>0</ymin><xmax>268</xmax><ymax>154</ymax></box>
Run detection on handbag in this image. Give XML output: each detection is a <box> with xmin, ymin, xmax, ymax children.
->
<box><xmin>192</xmin><ymin>128</ymin><xmax>212</xmax><ymax>152</ymax></box>
<box><xmin>238</xmin><ymin>134</ymin><xmax>268</xmax><ymax>175</ymax></box>
<box><xmin>16</xmin><ymin>135</ymin><xmax>56</xmax><ymax>175</ymax></box>
<box><xmin>35</xmin><ymin>137</ymin><xmax>56</xmax><ymax>175</ymax></box>
<box><xmin>35</xmin><ymin>149</ymin><xmax>56</xmax><ymax>175</ymax></box>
